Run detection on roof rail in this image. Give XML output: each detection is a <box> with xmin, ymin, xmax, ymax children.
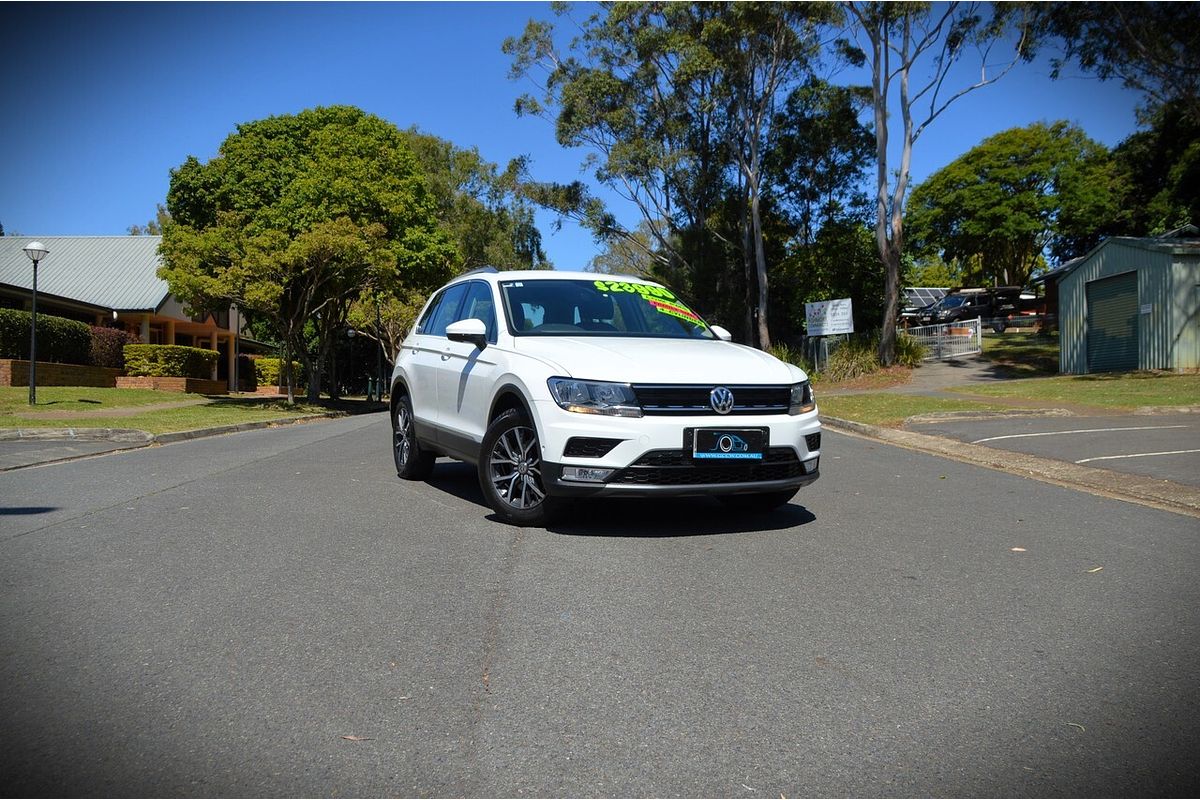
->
<box><xmin>458</xmin><ymin>266</ymin><xmax>499</xmax><ymax>278</ymax></box>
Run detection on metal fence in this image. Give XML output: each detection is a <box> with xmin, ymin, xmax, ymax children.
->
<box><xmin>901</xmin><ymin>317</ymin><xmax>982</xmax><ymax>361</ymax></box>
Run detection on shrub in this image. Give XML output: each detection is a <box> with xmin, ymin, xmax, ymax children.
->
<box><xmin>894</xmin><ymin>332</ymin><xmax>928</xmax><ymax>367</ymax></box>
<box><xmin>90</xmin><ymin>326</ymin><xmax>140</xmax><ymax>369</ymax></box>
<box><xmin>767</xmin><ymin>342</ymin><xmax>814</xmax><ymax>374</ymax></box>
<box><xmin>252</xmin><ymin>356</ymin><xmax>303</xmax><ymax>387</ymax></box>
<box><xmin>0</xmin><ymin>308</ymin><xmax>92</xmax><ymax>365</ymax></box>
<box><xmin>823</xmin><ymin>334</ymin><xmax>880</xmax><ymax>382</ymax></box>
<box><xmin>124</xmin><ymin>344</ymin><xmax>218</xmax><ymax>378</ymax></box>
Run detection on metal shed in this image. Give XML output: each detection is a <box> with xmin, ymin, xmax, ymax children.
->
<box><xmin>1053</xmin><ymin>227</ymin><xmax>1200</xmax><ymax>374</ymax></box>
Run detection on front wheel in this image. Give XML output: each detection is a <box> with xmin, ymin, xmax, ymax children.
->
<box><xmin>393</xmin><ymin>394</ymin><xmax>435</xmax><ymax>480</ymax></box>
<box><xmin>718</xmin><ymin>488</ymin><xmax>799</xmax><ymax>513</ymax></box>
<box><xmin>478</xmin><ymin>408</ymin><xmax>566</xmax><ymax>527</ymax></box>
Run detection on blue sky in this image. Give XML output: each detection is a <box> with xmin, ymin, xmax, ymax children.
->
<box><xmin>0</xmin><ymin>2</ymin><xmax>1144</xmax><ymax>271</ymax></box>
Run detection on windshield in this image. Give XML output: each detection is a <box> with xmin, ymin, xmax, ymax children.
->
<box><xmin>500</xmin><ymin>278</ymin><xmax>714</xmax><ymax>339</ymax></box>
<box><xmin>934</xmin><ymin>295</ymin><xmax>968</xmax><ymax>310</ymax></box>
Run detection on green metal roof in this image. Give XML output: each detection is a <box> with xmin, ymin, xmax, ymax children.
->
<box><xmin>0</xmin><ymin>235</ymin><xmax>168</xmax><ymax>311</ymax></box>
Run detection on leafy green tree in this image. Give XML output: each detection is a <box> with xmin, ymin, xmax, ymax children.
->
<box><xmin>128</xmin><ymin>203</ymin><xmax>172</xmax><ymax>235</ymax></box>
<box><xmin>842</xmin><ymin>1</ymin><xmax>1037</xmax><ymax>364</ymax></box>
<box><xmin>1034</xmin><ymin>3</ymin><xmax>1200</xmax><ymax>123</ymax></box>
<box><xmin>767</xmin><ymin>79</ymin><xmax>874</xmax><ymax>246</ymax></box>
<box><xmin>906</xmin><ymin>122</ymin><xmax>1123</xmax><ymax>287</ymax></box>
<box><xmin>160</xmin><ymin>106</ymin><xmax>454</xmax><ymax>403</ymax></box>
<box><xmin>400</xmin><ymin>128</ymin><xmax>549</xmax><ymax>271</ymax></box>
<box><xmin>504</xmin><ymin>2</ymin><xmax>841</xmax><ymax>348</ymax></box>
<box><xmin>1108</xmin><ymin>100</ymin><xmax>1200</xmax><ymax>235</ymax></box>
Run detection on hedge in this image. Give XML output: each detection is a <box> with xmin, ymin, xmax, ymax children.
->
<box><xmin>90</xmin><ymin>327</ymin><xmax>141</xmax><ymax>369</ymax></box>
<box><xmin>252</xmin><ymin>356</ymin><xmax>303</xmax><ymax>387</ymax></box>
<box><xmin>124</xmin><ymin>344</ymin><xmax>218</xmax><ymax>378</ymax></box>
<box><xmin>0</xmin><ymin>308</ymin><xmax>92</xmax><ymax>365</ymax></box>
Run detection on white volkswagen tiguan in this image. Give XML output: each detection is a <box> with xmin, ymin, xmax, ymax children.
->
<box><xmin>390</xmin><ymin>269</ymin><xmax>821</xmax><ymax>526</ymax></box>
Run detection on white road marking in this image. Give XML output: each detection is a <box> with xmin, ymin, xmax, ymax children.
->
<box><xmin>972</xmin><ymin>425</ymin><xmax>1187</xmax><ymax>444</ymax></box>
<box><xmin>1075</xmin><ymin>449</ymin><xmax>1200</xmax><ymax>465</ymax></box>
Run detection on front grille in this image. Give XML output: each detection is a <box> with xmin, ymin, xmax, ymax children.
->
<box><xmin>564</xmin><ymin>437</ymin><xmax>622</xmax><ymax>458</ymax></box>
<box><xmin>805</xmin><ymin>432</ymin><xmax>821</xmax><ymax>453</ymax></box>
<box><xmin>632</xmin><ymin>384</ymin><xmax>790</xmax><ymax>416</ymax></box>
<box><xmin>607</xmin><ymin>447</ymin><xmax>803</xmax><ymax>485</ymax></box>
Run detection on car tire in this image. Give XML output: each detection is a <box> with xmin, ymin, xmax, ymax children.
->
<box><xmin>718</xmin><ymin>488</ymin><xmax>799</xmax><ymax>513</ymax></box>
<box><xmin>479</xmin><ymin>408</ymin><xmax>566</xmax><ymax>527</ymax></box>
<box><xmin>992</xmin><ymin>320</ymin><xmax>1007</xmax><ymax>333</ymax></box>
<box><xmin>393</xmin><ymin>393</ymin><xmax>435</xmax><ymax>480</ymax></box>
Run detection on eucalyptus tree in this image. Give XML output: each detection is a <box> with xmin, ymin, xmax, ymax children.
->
<box><xmin>842</xmin><ymin>1</ymin><xmax>1037</xmax><ymax>364</ymax></box>
<box><xmin>1035</xmin><ymin>2</ymin><xmax>1200</xmax><ymax>124</ymax></box>
<box><xmin>505</xmin><ymin>1</ymin><xmax>840</xmax><ymax>347</ymax></box>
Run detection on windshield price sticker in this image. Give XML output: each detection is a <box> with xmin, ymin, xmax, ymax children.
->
<box><xmin>593</xmin><ymin>279</ymin><xmax>675</xmax><ymax>300</ymax></box>
<box><xmin>693</xmin><ymin>428</ymin><xmax>765</xmax><ymax>460</ymax></box>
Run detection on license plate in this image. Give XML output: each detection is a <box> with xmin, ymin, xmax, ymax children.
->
<box><xmin>693</xmin><ymin>428</ymin><xmax>765</xmax><ymax>460</ymax></box>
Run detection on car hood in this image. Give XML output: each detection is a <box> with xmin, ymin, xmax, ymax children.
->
<box><xmin>512</xmin><ymin>336</ymin><xmax>803</xmax><ymax>384</ymax></box>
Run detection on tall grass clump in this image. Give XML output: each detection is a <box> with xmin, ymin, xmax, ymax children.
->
<box><xmin>894</xmin><ymin>333</ymin><xmax>928</xmax><ymax>367</ymax></box>
<box><xmin>767</xmin><ymin>342</ymin><xmax>813</xmax><ymax>374</ymax></box>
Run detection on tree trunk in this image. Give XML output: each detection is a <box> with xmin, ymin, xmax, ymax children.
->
<box><xmin>751</xmin><ymin>190</ymin><xmax>771</xmax><ymax>351</ymax></box>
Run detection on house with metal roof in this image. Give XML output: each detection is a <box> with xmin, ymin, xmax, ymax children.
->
<box><xmin>1038</xmin><ymin>226</ymin><xmax>1200</xmax><ymax>374</ymax></box>
<box><xmin>0</xmin><ymin>236</ymin><xmax>242</xmax><ymax>387</ymax></box>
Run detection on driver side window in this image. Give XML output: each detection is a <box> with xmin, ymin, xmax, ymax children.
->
<box><xmin>460</xmin><ymin>281</ymin><xmax>498</xmax><ymax>343</ymax></box>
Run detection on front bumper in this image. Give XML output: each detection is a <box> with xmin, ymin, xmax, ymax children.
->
<box><xmin>534</xmin><ymin>400</ymin><xmax>822</xmax><ymax>498</ymax></box>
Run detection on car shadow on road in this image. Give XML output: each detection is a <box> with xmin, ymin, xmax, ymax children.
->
<box><xmin>426</xmin><ymin>460</ymin><xmax>817</xmax><ymax>536</ymax></box>
<box><xmin>547</xmin><ymin>499</ymin><xmax>817</xmax><ymax>538</ymax></box>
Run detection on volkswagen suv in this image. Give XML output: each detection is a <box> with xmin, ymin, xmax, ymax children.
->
<box><xmin>390</xmin><ymin>269</ymin><xmax>821</xmax><ymax>526</ymax></box>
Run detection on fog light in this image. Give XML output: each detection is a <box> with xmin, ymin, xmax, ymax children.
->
<box><xmin>562</xmin><ymin>466</ymin><xmax>613</xmax><ymax>483</ymax></box>
<box><xmin>802</xmin><ymin>457</ymin><xmax>819</xmax><ymax>474</ymax></box>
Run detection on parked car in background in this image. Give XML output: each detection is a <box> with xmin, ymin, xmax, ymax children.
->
<box><xmin>916</xmin><ymin>287</ymin><xmax>1024</xmax><ymax>332</ymax></box>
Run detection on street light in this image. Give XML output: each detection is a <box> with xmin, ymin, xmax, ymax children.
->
<box><xmin>22</xmin><ymin>241</ymin><xmax>49</xmax><ymax>405</ymax></box>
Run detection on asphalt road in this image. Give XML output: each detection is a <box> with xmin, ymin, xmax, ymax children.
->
<box><xmin>907</xmin><ymin>413</ymin><xmax>1200</xmax><ymax>488</ymax></box>
<box><xmin>2</xmin><ymin>414</ymin><xmax>1198</xmax><ymax>797</ymax></box>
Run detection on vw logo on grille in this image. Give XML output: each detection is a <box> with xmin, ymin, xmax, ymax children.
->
<box><xmin>710</xmin><ymin>386</ymin><xmax>735</xmax><ymax>414</ymax></box>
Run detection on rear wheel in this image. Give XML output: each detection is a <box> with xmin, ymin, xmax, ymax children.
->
<box><xmin>479</xmin><ymin>408</ymin><xmax>566</xmax><ymax>527</ymax></box>
<box><xmin>392</xmin><ymin>394</ymin><xmax>435</xmax><ymax>480</ymax></box>
<box><xmin>718</xmin><ymin>488</ymin><xmax>799</xmax><ymax>513</ymax></box>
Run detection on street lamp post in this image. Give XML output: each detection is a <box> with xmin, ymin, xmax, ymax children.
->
<box><xmin>22</xmin><ymin>242</ymin><xmax>49</xmax><ymax>405</ymax></box>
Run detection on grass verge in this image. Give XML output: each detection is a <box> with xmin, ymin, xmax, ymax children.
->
<box><xmin>818</xmin><ymin>393</ymin><xmax>1018</xmax><ymax>427</ymax></box>
<box><xmin>1</xmin><ymin>387</ymin><xmax>333</xmax><ymax>435</ymax></box>
<box><xmin>947</xmin><ymin>372</ymin><xmax>1200</xmax><ymax>409</ymax></box>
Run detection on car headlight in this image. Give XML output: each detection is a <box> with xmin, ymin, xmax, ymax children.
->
<box><xmin>789</xmin><ymin>381</ymin><xmax>815</xmax><ymax>415</ymax></box>
<box><xmin>548</xmin><ymin>377</ymin><xmax>642</xmax><ymax>417</ymax></box>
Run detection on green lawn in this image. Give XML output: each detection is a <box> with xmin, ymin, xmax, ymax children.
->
<box><xmin>980</xmin><ymin>330</ymin><xmax>1060</xmax><ymax>376</ymax></box>
<box><xmin>0</xmin><ymin>386</ymin><xmax>191</xmax><ymax>414</ymax></box>
<box><xmin>948</xmin><ymin>372</ymin><xmax>1200</xmax><ymax>409</ymax></box>
<box><xmin>818</xmin><ymin>393</ymin><xmax>1018</xmax><ymax>427</ymax></box>
<box><xmin>1</xmin><ymin>387</ymin><xmax>331</xmax><ymax>435</ymax></box>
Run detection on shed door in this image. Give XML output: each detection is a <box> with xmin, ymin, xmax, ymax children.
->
<box><xmin>1086</xmin><ymin>271</ymin><xmax>1139</xmax><ymax>372</ymax></box>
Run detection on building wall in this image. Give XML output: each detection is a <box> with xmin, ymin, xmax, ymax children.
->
<box><xmin>1059</xmin><ymin>240</ymin><xmax>1198</xmax><ymax>373</ymax></box>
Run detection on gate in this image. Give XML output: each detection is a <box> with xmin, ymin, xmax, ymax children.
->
<box><xmin>901</xmin><ymin>318</ymin><xmax>982</xmax><ymax>361</ymax></box>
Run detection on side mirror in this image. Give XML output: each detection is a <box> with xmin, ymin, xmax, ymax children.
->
<box><xmin>710</xmin><ymin>325</ymin><xmax>733</xmax><ymax>342</ymax></box>
<box><xmin>446</xmin><ymin>318</ymin><xmax>488</xmax><ymax>350</ymax></box>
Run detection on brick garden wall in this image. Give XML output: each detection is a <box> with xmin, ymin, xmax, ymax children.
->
<box><xmin>0</xmin><ymin>359</ymin><xmax>122</xmax><ymax>388</ymax></box>
<box><xmin>115</xmin><ymin>376</ymin><xmax>229</xmax><ymax>394</ymax></box>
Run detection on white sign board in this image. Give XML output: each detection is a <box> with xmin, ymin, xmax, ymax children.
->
<box><xmin>805</xmin><ymin>298</ymin><xmax>854</xmax><ymax>336</ymax></box>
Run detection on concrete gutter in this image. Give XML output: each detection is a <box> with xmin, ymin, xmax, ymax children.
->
<box><xmin>822</xmin><ymin>415</ymin><xmax>1200</xmax><ymax>519</ymax></box>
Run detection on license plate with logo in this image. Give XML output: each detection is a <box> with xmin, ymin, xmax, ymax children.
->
<box><xmin>693</xmin><ymin>428</ymin><xmax>765</xmax><ymax>460</ymax></box>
